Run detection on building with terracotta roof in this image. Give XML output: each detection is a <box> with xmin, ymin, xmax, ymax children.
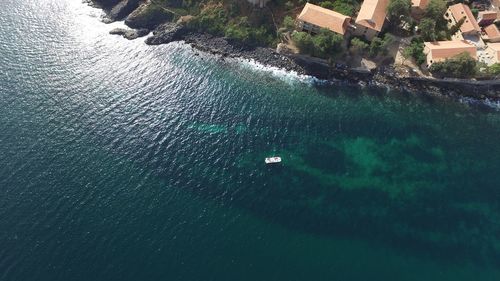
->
<box><xmin>482</xmin><ymin>24</ymin><xmax>500</xmax><ymax>42</ymax></box>
<box><xmin>444</xmin><ymin>3</ymin><xmax>481</xmax><ymax>39</ymax></box>
<box><xmin>411</xmin><ymin>0</ymin><xmax>428</xmax><ymax>17</ymax></box>
<box><xmin>486</xmin><ymin>43</ymin><xmax>500</xmax><ymax>63</ymax></box>
<box><xmin>296</xmin><ymin>3</ymin><xmax>352</xmax><ymax>35</ymax></box>
<box><xmin>423</xmin><ymin>40</ymin><xmax>477</xmax><ymax>66</ymax></box>
<box><xmin>477</xmin><ymin>11</ymin><xmax>498</xmax><ymax>26</ymax></box>
<box><xmin>353</xmin><ymin>0</ymin><xmax>389</xmax><ymax>40</ymax></box>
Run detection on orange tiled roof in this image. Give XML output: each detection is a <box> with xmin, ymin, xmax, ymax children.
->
<box><xmin>297</xmin><ymin>3</ymin><xmax>352</xmax><ymax>35</ymax></box>
<box><xmin>355</xmin><ymin>0</ymin><xmax>389</xmax><ymax>32</ymax></box>
<box><xmin>412</xmin><ymin>0</ymin><xmax>428</xmax><ymax>9</ymax></box>
<box><xmin>448</xmin><ymin>3</ymin><xmax>481</xmax><ymax>33</ymax></box>
<box><xmin>489</xmin><ymin>42</ymin><xmax>500</xmax><ymax>51</ymax></box>
<box><xmin>478</xmin><ymin>11</ymin><xmax>498</xmax><ymax>21</ymax></box>
<box><xmin>424</xmin><ymin>40</ymin><xmax>477</xmax><ymax>62</ymax></box>
<box><xmin>484</xmin><ymin>24</ymin><xmax>500</xmax><ymax>40</ymax></box>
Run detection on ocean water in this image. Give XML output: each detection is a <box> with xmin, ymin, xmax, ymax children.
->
<box><xmin>1</xmin><ymin>0</ymin><xmax>500</xmax><ymax>280</ymax></box>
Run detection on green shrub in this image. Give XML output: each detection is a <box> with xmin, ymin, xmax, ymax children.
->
<box><xmin>282</xmin><ymin>15</ymin><xmax>295</xmax><ymax>31</ymax></box>
<box><xmin>224</xmin><ymin>17</ymin><xmax>273</xmax><ymax>46</ymax></box>
<box><xmin>425</xmin><ymin>0</ymin><xmax>446</xmax><ymax>19</ymax></box>
<box><xmin>292</xmin><ymin>29</ymin><xmax>344</xmax><ymax>58</ymax></box>
<box><xmin>488</xmin><ymin>63</ymin><xmax>500</xmax><ymax>75</ymax></box>
<box><xmin>332</xmin><ymin>1</ymin><xmax>356</xmax><ymax>16</ymax></box>
<box><xmin>188</xmin><ymin>5</ymin><xmax>228</xmax><ymax>35</ymax></box>
<box><xmin>368</xmin><ymin>34</ymin><xmax>393</xmax><ymax>57</ymax></box>
<box><xmin>319</xmin><ymin>1</ymin><xmax>335</xmax><ymax>9</ymax></box>
<box><xmin>402</xmin><ymin>38</ymin><xmax>425</xmax><ymax>65</ymax></box>
<box><xmin>387</xmin><ymin>0</ymin><xmax>412</xmax><ymax>24</ymax></box>
<box><xmin>429</xmin><ymin>52</ymin><xmax>477</xmax><ymax>78</ymax></box>
<box><xmin>311</xmin><ymin>29</ymin><xmax>343</xmax><ymax>58</ymax></box>
<box><xmin>292</xmin><ymin>31</ymin><xmax>315</xmax><ymax>54</ymax></box>
<box><xmin>350</xmin><ymin>37</ymin><xmax>369</xmax><ymax>54</ymax></box>
<box><xmin>419</xmin><ymin>18</ymin><xmax>437</xmax><ymax>41</ymax></box>
<box><xmin>315</xmin><ymin>0</ymin><xmax>356</xmax><ymax>16</ymax></box>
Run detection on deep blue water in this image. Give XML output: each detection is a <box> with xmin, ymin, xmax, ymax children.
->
<box><xmin>1</xmin><ymin>1</ymin><xmax>500</xmax><ymax>280</ymax></box>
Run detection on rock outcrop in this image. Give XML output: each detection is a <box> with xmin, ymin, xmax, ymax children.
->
<box><xmin>91</xmin><ymin>0</ymin><xmax>122</xmax><ymax>8</ymax></box>
<box><xmin>145</xmin><ymin>23</ymin><xmax>187</xmax><ymax>45</ymax></box>
<box><xmin>109</xmin><ymin>27</ymin><xmax>149</xmax><ymax>40</ymax></box>
<box><xmin>108</xmin><ymin>0</ymin><xmax>144</xmax><ymax>21</ymax></box>
<box><xmin>124</xmin><ymin>1</ymin><xmax>173</xmax><ymax>30</ymax></box>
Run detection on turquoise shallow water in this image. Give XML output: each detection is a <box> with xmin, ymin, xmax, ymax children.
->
<box><xmin>1</xmin><ymin>1</ymin><xmax>500</xmax><ymax>280</ymax></box>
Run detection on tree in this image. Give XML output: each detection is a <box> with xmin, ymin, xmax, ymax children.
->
<box><xmin>471</xmin><ymin>8</ymin><xmax>479</xmax><ymax>18</ymax></box>
<box><xmin>318</xmin><ymin>0</ymin><xmax>355</xmax><ymax>16</ymax></box>
<box><xmin>350</xmin><ymin>37</ymin><xmax>369</xmax><ymax>54</ymax></box>
<box><xmin>292</xmin><ymin>31</ymin><xmax>314</xmax><ymax>54</ymax></box>
<box><xmin>311</xmin><ymin>28</ymin><xmax>343</xmax><ymax>58</ymax></box>
<box><xmin>419</xmin><ymin>18</ymin><xmax>437</xmax><ymax>41</ymax></box>
<box><xmin>429</xmin><ymin>52</ymin><xmax>477</xmax><ymax>78</ymax></box>
<box><xmin>369</xmin><ymin>37</ymin><xmax>384</xmax><ymax>57</ymax></box>
<box><xmin>368</xmin><ymin>34</ymin><xmax>394</xmax><ymax>57</ymax></box>
<box><xmin>488</xmin><ymin>63</ymin><xmax>500</xmax><ymax>75</ymax></box>
<box><xmin>319</xmin><ymin>1</ymin><xmax>335</xmax><ymax>10</ymax></box>
<box><xmin>448</xmin><ymin>17</ymin><xmax>465</xmax><ymax>37</ymax></box>
<box><xmin>387</xmin><ymin>0</ymin><xmax>412</xmax><ymax>25</ymax></box>
<box><xmin>423</xmin><ymin>0</ymin><xmax>448</xmax><ymax>31</ymax></box>
<box><xmin>402</xmin><ymin>39</ymin><xmax>426</xmax><ymax>65</ymax></box>
<box><xmin>292</xmin><ymin>29</ymin><xmax>343</xmax><ymax>58</ymax></box>
<box><xmin>425</xmin><ymin>0</ymin><xmax>446</xmax><ymax>19</ymax></box>
<box><xmin>332</xmin><ymin>0</ymin><xmax>356</xmax><ymax>16</ymax></box>
<box><xmin>381</xmin><ymin>33</ymin><xmax>394</xmax><ymax>50</ymax></box>
<box><xmin>282</xmin><ymin>15</ymin><xmax>295</xmax><ymax>31</ymax></box>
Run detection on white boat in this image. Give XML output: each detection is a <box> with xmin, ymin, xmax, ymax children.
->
<box><xmin>265</xmin><ymin>156</ymin><xmax>282</xmax><ymax>164</ymax></box>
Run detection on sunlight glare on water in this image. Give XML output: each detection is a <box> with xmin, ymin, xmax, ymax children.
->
<box><xmin>0</xmin><ymin>1</ymin><xmax>500</xmax><ymax>281</ymax></box>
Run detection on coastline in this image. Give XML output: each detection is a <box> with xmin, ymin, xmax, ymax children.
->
<box><xmin>90</xmin><ymin>1</ymin><xmax>500</xmax><ymax>104</ymax></box>
<box><xmin>167</xmin><ymin>31</ymin><xmax>500</xmax><ymax>103</ymax></box>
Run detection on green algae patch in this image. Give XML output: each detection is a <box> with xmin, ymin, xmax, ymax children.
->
<box><xmin>280</xmin><ymin>134</ymin><xmax>448</xmax><ymax>199</ymax></box>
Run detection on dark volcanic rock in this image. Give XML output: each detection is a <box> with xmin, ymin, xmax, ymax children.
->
<box><xmin>87</xmin><ymin>0</ymin><xmax>500</xmax><ymax>103</ymax></box>
<box><xmin>108</xmin><ymin>0</ymin><xmax>143</xmax><ymax>21</ymax></box>
<box><xmin>91</xmin><ymin>0</ymin><xmax>122</xmax><ymax>8</ymax></box>
<box><xmin>182</xmin><ymin>33</ymin><xmax>306</xmax><ymax>75</ymax></box>
<box><xmin>109</xmin><ymin>27</ymin><xmax>149</xmax><ymax>40</ymax></box>
<box><xmin>145</xmin><ymin>23</ymin><xmax>187</xmax><ymax>45</ymax></box>
<box><xmin>125</xmin><ymin>1</ymin><xmax>173</xmax><ymax>30</ymax></box>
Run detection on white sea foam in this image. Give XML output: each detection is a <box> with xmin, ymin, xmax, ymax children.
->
<box><xmin>232</xmin><ymin>57</ymin><xmax>332</xmax><ymax>86</ymax></box>
<box><xmin>459</xmin><ymin>96</ymin><xmax>500</xmax><ymax>110</ymax></box>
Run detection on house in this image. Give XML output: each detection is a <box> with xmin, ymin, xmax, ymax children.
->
<box><xmin>486</xmin><ymin>42</ymin><xmax>500</xmax><ymax>63</ymax></box>
<box><xmin>423</xmin><ymin>40</ymin><xmax>477</xmax><ymax>66</ymax></box>
<box><xmin>246</xmin><ymin>0</ymin><xmax>269</xmax><ymax>8</ymax></box>
<box><xmin>482</xmin><ymin>24</ymin><xmax>500</xmax><ymax>42</ymax></box>
<box><xmin>353</xmin><ymin>0</ymin><xmax>389</xmax><ymax>40</ymax></box>
<box><xmin>477</xmin><ymin>11</ymin><xmax>498</xmax><ymax>26</ymax></box>
<box><xmin>411</xmin><ymin>0</ymin><xmax>429</xmax><ymax>17</ymax></box>
<box><xmin>444</xmin><ymin>3</ymin><xmax>481</xmax><ymax>39</ymax></box>
<box><xmin>296</xmin><ymin>3</ymin><xmax>352</xmax><ymax>35</ymax></box>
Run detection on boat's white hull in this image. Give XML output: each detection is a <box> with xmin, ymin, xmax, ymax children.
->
<box><xmin>265</xmin><ymin>157</ymin><xmax>282</xmax><ymax>164</ymax></box>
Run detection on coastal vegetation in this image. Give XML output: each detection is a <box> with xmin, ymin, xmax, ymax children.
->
<box><xmin>386</xmin><ymin>0</ymin><xmax>412</xmax><ymax>25</ymax></box>
<box><xmin>402</xmin><ymin>38</ymin><xmax>426</xmax><ymax>65</ymax></box>
<box><xmin>319</xmin><ymin>0</ymin><xmax>357</xmax><ymax>16</ymax></box>
<box><xmin>428</xmin><ymin>52</ymin><xmax>477</xmax><ymax>78</ymax></box>
<box><xmin>291</xmin><ymin>29</ymin><xmax>344</xmax><ymax>59</ymax></box>
<box><xmin>187</xmin><ymin>3</ymin><xmax>275</xmax><ymax>46</ymax></box>
<box><xmin>94</xmin><ymin>0</ymin><xmax>500</xmax><ymax>82</ymax></box>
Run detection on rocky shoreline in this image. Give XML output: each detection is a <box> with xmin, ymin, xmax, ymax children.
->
<box><xmin>150</xmin><ymin>25</ymin><xmax>500</xmax><ymax>103</ymax></box>
<box><xmin>89</xmin><ymin>0</ymin><xmax>500</xmax><ymax>104</ymax></box>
